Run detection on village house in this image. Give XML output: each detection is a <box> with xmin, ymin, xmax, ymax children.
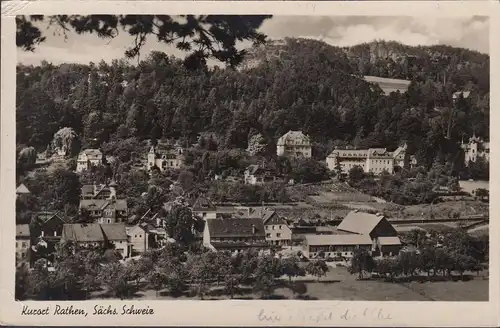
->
<box><xmin>76</xmin><ymin>149</ymin><xmax>103</xmax><ymax>173</ymax></box>
<box><xmin>302</xmin><ymin>211</ymin><xmax>402</xmax><ymax>259</ymax></box>
<box><xmin>276</xmin><ymin>130</ymin><xmax>312</xmax><ymax>158</ymax></box>
<box><xmin>61</xmin><ymin>223</ymin><xmax>130</xmax><ymax>258</ymax></box>
<box><xmin>32</xmin><ymin>211</ymin><xmax>66</xmax><ymax>243</ymax></box>
<box><xmin>336</xmin><ymin>210</ymin><xmax>402</xmax><ymax>257</ymax></box>
<box><xmin>326</xmin><ymin>147</ymin><xmax>395</xmax><ymax>175</ymax></box>
<box><xmin>244</xmin><ymin>165</ymin><xmax>278</xmax><ymax>185</ymax></box>
<box><xmin>303</xmin><ymin>233</ymin><xmax>373</xmax><ymax>259</ymax></box>
<box><xmin>203</xmin><ymin>217</ymin><xmax>269</xmax><ymax>253</ymax></box>
<box><xmin>81</xmin><ymin>180</ymin><xmax>118</xmax><ymax>200</ymax></box>
<box><xmin>391</xmin><ymin>144</ymin><xmax>417</xmax><ymax>170</ymax></box>
<box><xmin>262</xmin><ymin>210</ymin><xmax>292</xmax><ymax>246</ymax></box>
<box><xmin>461</xmin><ymin>133</ymin><xmax>490</xmax><ymax>165</ymax></box>
<box><xmin>146</xmin><ymin>144</ymin><xmax>185</xmax><ymax>172</ymax></box>
<box><xmin>79</xmin><ymin>199</ymin><xmax>128</xmax><ymax>223</ymax></box>
<box><xmin>191</xmin><ymin>195</ymin><xmax>217</xmax><ymax>220</ymax></box>
<box><xmin>126</xmin><ymin>222</ymin><xmax>166</xmax><ymax>255</ymax></box>
<box><xmin>16</xmin><ymin>224</ymin><xmax>31</xmax><ymax>265</ymax></box>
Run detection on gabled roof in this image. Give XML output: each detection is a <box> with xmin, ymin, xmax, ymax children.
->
<box><xmin>277</xmin><ymin>130</ymin><xmax>311</xmax><ymax>146</ymax></box>
<box><xmin>16</xmin><ymin>224</ymin><xmax>30</xmax><ymax>238</ymax></box>
<box><xmin>207</xmin><ymin>218</ymin><xmax>265</xmax><ymax>238</ymax></box>
<box><xmin>62</xmin><ymin>224</ymin><xmax>105</xmax><ymax>242</ymax></box>
<box><xmin>262</xmin><ymin>210</ymin><xmax>281</xmax><ymax>224</ymax></box>
<box><xmin>16</xmin><ymin>184</ymin><xmax>30</xmax><ymax>194</ymax></box>
<box><xmin>62</xmin><ymin>223</ymin><xmax>127</xmax><ymax>242</ymax></box>
<box><xmin>304</xmin><ymin>233</ymin><xmax>372</xmax><ymax>246</ymax></box>
<box><xmin>192</xmin><ymin>195</ymin><xmax>215</xmax><ymax>211</ymax></box>
<box><xmin>80</xmin><ymin>199</ymin><xmax>127</xmax><ymax>211</ymax></box>
<box><xmin>337</xmin><ymin>211</ymin><xmax>385</xmax><ymax>235</ymax></box>
<box><xmin>100</xmin><ymin>223</ymin><xmax>128</xmax><ymax>241</ymax></box>
<box><xmin>81</xmin><ymin>184</ymin><xmax>94</xmax><ymax>196</ymax></box>
<box><xmin>35</xmin><ymin>211</ymin><xmax>65</xmax><ymax>224</ymax></box>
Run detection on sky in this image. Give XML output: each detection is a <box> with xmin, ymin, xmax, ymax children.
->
<box><xmin>17</xmin><ymin>15</ymin><xmax>490</xmax><ymax>66</ymax></box>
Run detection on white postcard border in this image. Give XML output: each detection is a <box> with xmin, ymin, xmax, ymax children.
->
<box><xmin>1</xmin><ymin>1</ymin><xmax>499</xmax><ymax>326</ymax></box>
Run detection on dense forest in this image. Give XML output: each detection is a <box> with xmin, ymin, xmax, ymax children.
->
<box><xmin>17</xmin><ymin>38</ymin><xmax>489</xmax><ymax>173</ymax></box>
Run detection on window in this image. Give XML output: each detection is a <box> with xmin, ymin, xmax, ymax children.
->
<box><xmin>272</xmin><ymin>226</ymin><xmax>275</xmax><ymax>230</ymax></box>
<box><xmin>265</xmin><ymin>226</ymin><xmax>269</xmax><ymax>230</ymax></box>
<box><xmin>279</xmin><ymin>225</ymin><xmax>282</xmax><ymax>229</ymax></box>
<box><xmin>22</xmin><ymin>242</ymin><xmax>27</xmax><ymax>248</ymax></box>
<box><xmin>266</xmin><ymin>233</ymin><xmax>271</xmax><ymax>238</ymax></box>
<box><xmin>276</xmin><ymin>233</ymin><xmax>282</xmax><ymax>238</ymax></box>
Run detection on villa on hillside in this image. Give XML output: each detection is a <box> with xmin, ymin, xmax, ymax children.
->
<box><xmin>146</xmin><ymin>143</ymin><xmax>185</xmax><ymax>172</ymax></box>
<box><xmin>276</xmin><ymin>130</ymin><xmax>312</xmax><ymax>158</ymax></box>
<box><xmin>326</xmin><ymin>147</ymin><xmax>394</xmax><ymax>175</ymax></box>
<box><xmin>244</xmin><ymin>165</ymin><xmax>279</xmax><ymax>185</ymax></box>
<box><xmin>81</xmin><ymin>180</ymin><xmax>118</xmax><ymax>200</ymax></box>
<box><xmin>461</xmin><ymin>133</ymin><xmax>490</xmax><ymax>165</ymax></box>
<box><xmin>76</xmin><ymin>149</ymin><xmax>103</xmax><ymax>173</ymax></box>
<box><xmin>326</xmin><ymin>144</ymin><xmax>416</xmax><ymax>175</ymax></box>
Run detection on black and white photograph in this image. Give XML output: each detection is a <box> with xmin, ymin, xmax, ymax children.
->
<box><xmin>1</xmin><ymin>1</ymin><xmax>498</xmax><ymax>326</ymax></box>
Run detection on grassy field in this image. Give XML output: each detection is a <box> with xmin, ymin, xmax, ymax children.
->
<box><xmin>127</xmin><ymin>267</ymin><xmax>488</xmax><ymax>301</ymax></box>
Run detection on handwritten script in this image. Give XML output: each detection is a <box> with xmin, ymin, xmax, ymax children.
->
<box><xmin>258</xmin><ymin>306</ymin><xmax>392</xmax><ymax>324</ymax></box>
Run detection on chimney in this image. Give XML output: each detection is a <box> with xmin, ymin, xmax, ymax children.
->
<box><xmin>251</xmin><ymin>224</ymin><xmax>256</xmax><ymax>235</ymax></box>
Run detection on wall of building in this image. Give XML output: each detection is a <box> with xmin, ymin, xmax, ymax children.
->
<box><xmin>305</xmin><ymin>244</ymin><xmax>371</xmax><ymax>259</ymax></box>
<box><xmin>265</xmin><ymin>224</ymin><xmax>292</xmax><ymax>245</ymax></box>
<box><xmin>366</xmin><ymin>157</ymin><xmax>394</xmax><ymax>174</ymax></box>
<box><xmin>128</xmin><ymin>227</ymin><xmax>148</xmax><ymax>254</ymax></box>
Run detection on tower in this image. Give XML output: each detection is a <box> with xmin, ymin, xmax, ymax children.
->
<box><xmin>147</xmin><ymin>146</ymin><xmax>157</xmax><ymax>170</ymax></box>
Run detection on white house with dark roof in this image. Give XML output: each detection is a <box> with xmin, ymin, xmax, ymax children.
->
<box><xmin>16</xmin><ymin>224</ymin><xmax>31</xmax><ymax>265</ymax></box>
<box><xmin>147</xmin><ymin>144</ymin><xmax>185</xmax><ymax>172</ymax></box>
<box><xmin>303</xmin><ymin>233</ymin><xmax>373</xmax><ymax>259</ymax></box>
<box><xmin>461</xmin><ymin>133</ymin><xmax>490</xmax><ymax>165</ymax></box>
<box><xmin>337</xmin><ymin>210</ymin><xmax>402</xmax><ymax>257</ymax></box>
<box><xmin>81</xmin><ymin>180</ymin><xmax>118</xmax><ymax>200</ymax></box>
<box><xmin>76</xmin><ymin>149</ymin><xmax>103</xmax><ymax>173</ymax></box>
<box><xmin>61</xmin><ymin>223</ymin><xmax>130</xmax><ymax>258</ymax></box>
<box><xmin>203</xmin><ymin>217</ymin><xmax>269</xmax><ymax>253</ymax></box>
<box><xmin>391</xmin><ymin>143</ymin><xmax>417</xmax><ymax>169</ymax></box>
<box><xmin>191</xmin><ymin>195</ymin><xmax>217</xmax><ymax>220</ymax></box>
<box><xmin>303</xmin><ymin>210</ymin><xmax>402</xmax><ymax>259</ymax></box>
<box><xmin>79</xmin><ymin>199</ymin><xmax>128</xmax><ymax>223</ymax></box>
<box><xmin>276</xmin><ymin>130</ymin><xmax>312</xmax><ymax>158</ymax></box>
<box><xmin>326</xmin><ymin>147</ymin><xmax>395</xmax><ymax>175</ymax></box>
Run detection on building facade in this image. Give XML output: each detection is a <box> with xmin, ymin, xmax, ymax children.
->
<box><xmin>262</xmin><ymin>211</ymin><xmax>292</xmax><ymax>246</ymax></box>
<box><xmin>81</xmin><ymin>181</ymin><xmax>117</xmax><ymax>200</ymax></box>
<box><xmin>244</xmin><ymin>165</ymin><xmax>278</xmax><ymax>185</ymax></box>
<box><xmin>61</xmin><ymin>223</ymin><xmax>130</xmax><ymax>258</ymax></box>
<box><xmin>16</xmin><ymin>224</ymin><xmax>31</xmax><ymax>265</ymax></box>
<box><xmin>276</xmin><ymin>131</ymin><xmax>312</xmax><ymax>158</ymax></box>
<box><xmin>203</xmin><ymin>217</ymin><xmax>269</xmax><ymax>253</ymax></box>
<box><xmin>79</xmin><ymin>199</ymin><xmax>128</xmax><ymax>223</ymax></box>
<box><xmin>76</xmin><ymin>149</ymin><xmax>103</xmax><ymax>173</ymax></box>
<box><xmin>147</xmin><ymin>145</ymin><xmax>185</xmax><ymax>172</ymax></box>
<box><xmin>461</xmin><ymin>134</ymin><xmax>490</xmax><ymax>165</ymax></box>
<box><xmin>326</xmin><ymin>148</ymin><xmax>395</xmax><ymax>175</ymax></box>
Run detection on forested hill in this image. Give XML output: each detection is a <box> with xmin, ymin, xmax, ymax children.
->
<box><xmin>16</xmin><ymin>37</ymin><xmax>489</xmax><ymax>170</ymax></box>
